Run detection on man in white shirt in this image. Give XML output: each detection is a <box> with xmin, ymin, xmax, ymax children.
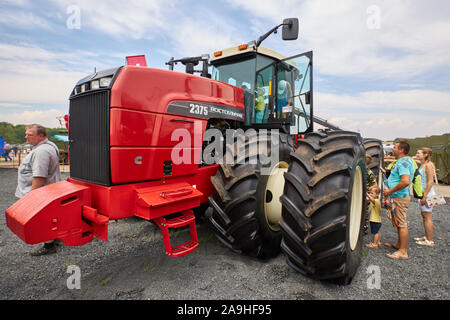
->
<box><xmin>16</xmin><ymin>124</ymin><xmax>62</xmax><ymax>255</ymax></box>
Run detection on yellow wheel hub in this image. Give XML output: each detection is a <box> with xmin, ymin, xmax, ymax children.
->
<box><xmin>349</xmin><ymin>166</ymin><xmax>363</xmax><ymax>251</ymax></box>
<box><xmin>264</xmin><ymin>161</ymin><xmax>289</xmax><ymax>231</ymax></box>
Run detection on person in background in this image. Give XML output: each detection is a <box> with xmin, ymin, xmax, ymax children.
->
<box><xmin>276</xmin><ymin>80</ymin><xmax>293</xmax><ymax>119</ymax></box>
<box><xmin>4</xmin><ymin>142</ymin><xmax>12</xmax><ymax>161</ymax></box>
<box><xmin>364</xmin><ymin>154</ymin><xmax>377</xmax><ymax>234</ymax></box>
<box><xmin>15</xmin><ymin>124</ymin><xmax>62</xmax><ymax>256</ymax></box>
<box><xmin>365</xmin><ymin>186</ymin><xmax>382</xmax><ymax>248</ymax></box>
<box><xmin>255</xmin><ymin>87</ymin><xmax>266</xmax><ymax>123</ymax></box>
<box><xmin>366</xmin><ymin>154</ymin><xmax>378</xmax><ymax>189</ymax></box>
<box><xmin>413</xmin><ymin>147</ymin><xmax>436</xmax><ymax>247</ymax></box>
<box><xmin>12</xmin><ymin>145</ymin><xmax>18</xmax><ymax>157</ymax></box>
<box><xmin>383</xmin><ymin>140</ymin><xmax>415</xmax><ymax>260</ymax></box>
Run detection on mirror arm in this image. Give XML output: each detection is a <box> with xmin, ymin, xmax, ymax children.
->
<box><xmin>255</xmin><ymin>23</ymin><xmax>286</xmax><ymax>48</ymax></box>
<box><xmin>253</xmin><ymin>18</ymin><xmax>297</xmax><ymax>48</ymax></box>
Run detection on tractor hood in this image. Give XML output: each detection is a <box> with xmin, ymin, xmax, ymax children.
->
<box><xmin>70</xmin><ymin>67</ymin><xmax>122</xmax><ymax>98</ymax></box>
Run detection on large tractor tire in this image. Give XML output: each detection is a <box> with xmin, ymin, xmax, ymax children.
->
<box><xmin>207</xmin><ymin>130</ymin><xmax>295</xmax><ymax>259</ymax></box>
<box><xmin>280</xmin><ymin>131</ymin><xmax>366</xmax><ymax>284</ymax></box>
<box><xmin>364</xmin><ymin>138</ymin><xmax>385</xmax><ymax>187</ymax></box>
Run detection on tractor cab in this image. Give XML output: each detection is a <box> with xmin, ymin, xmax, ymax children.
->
<box><xmin>167</xmin><ymin>18</ymin><xmax>313</xmax><ymax>135</ymax></box>
<box><xmin>210</xmin><ymin>45</ymin><xmax>313</xmax><ymax>135</ymax></box>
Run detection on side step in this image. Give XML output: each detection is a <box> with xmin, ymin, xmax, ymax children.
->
<box><xmin>135</xmin><ymin>182</ymin><xmax>202</xmax><ymax>220</ymax></box>
<box><xmin>154</xmin><ymin>210</ymin><xmax>199</xmax><ymax>257</ymax></box>
<box><xmin>134</xmin><ymin>182</ymin><xmax>202</xmax><ymax>257</ymax></box>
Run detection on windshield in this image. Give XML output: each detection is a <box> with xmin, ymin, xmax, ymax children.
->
<box><xmin>212</xmin><ymin>55</ymin><xmax>277</xmax><ymax>125</ymax></box>
<box><xmin>211</xmin><ymin>57</ymin><xmax>256</xmax><ymax>91</ymax></box>
<box><xmin>211</xmin><ymin>54</ymin><xmax>275</xmax><ymax>92</ymax></box>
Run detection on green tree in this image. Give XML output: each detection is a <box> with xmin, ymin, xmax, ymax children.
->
<box><xmin>0</xmin><ymin>122</ymin><xmax>67</xmax><ymax>149</ymax></box>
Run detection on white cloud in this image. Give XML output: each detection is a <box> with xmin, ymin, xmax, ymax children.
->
<box><xmin>169</xmin><ymin>16</ymin><xmax>239</xmax><ymax>57</ymax></box>
<box><xmin>0</xmin><ymin>10</ymin><xmax>51</xmax><ymax>30</ymax></box>
<box><xmin>1</xmin><ymin>0</ymin><xmax>30</xmax><ymax>7</ymax></box>
<box><xmin>0</xmin><ymin>102</ymin><xmax>33</xmax><ymax>109</ymax></box>
<box><xmin>0</xmin><ymin>43</ymin><xmax>113</xmax><ymax>127</ymax></box>
<box><xmin>0</xmin><ymin>43</ymin><xmax>115</xmax><ymax>105</ymax></box>
<box><xmin>0</xmin><ymin>70</ymin><xmax>81</xmax><ymax>105</ymax></box>
<box><xmin>48</xmin><ymin>0</ymin><xmax>171</xmax><ymax>40</ymax></box>
<box><xmin>316</xmin><ymin>90</ymin><xmax>450</xmax><ymax>113</ymax></box>
<box><xmin>0</xmin><ymin>0</ymin><xmax>449</xmax><ymax>139</ymax></box>
<box><xmin>5</xmin><ymin>0</ymin><xmax>450</xmax><ymax>79</ymax></box>
<box><xmin>227</xmin><ymin>0</ymin><xmax>450</xmax><ymax>78</ymax></box>
<box><xmin>46</xmin><ymin>0</ymin><xmax>239</xmax><ymax>58</ymax></box>
<box><xmin>315</xmin><ymin>89</ymin><xmax>450</xmax><ymax>140</ymax></box>
<box><xmin>0</xmin><ymin>108</ymin><xmax>63</xmax><ymax>128</ymax></box>
<box><xmin>321</xmin><ymin>114</ymin><xmax>448</xmax><ymax>141</ymax></box>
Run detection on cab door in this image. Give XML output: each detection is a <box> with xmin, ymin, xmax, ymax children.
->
<box><xmin>275</xmin><ymin>51</ymin><xmax>313</xmax><ymax>134</ymax></box>
<box><xmin>253</xmin><ymin>51</ymin><xmax>313</xmax><ymax>134</ymax></box>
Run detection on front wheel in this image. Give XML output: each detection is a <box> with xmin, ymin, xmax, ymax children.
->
<box><xmin>280</xmin><ymin>131</ymin><xmax>366</xmax><ymax>284</ymax></box>
<box><xmin>207</xmin><ymin>130</ymin><xmax>295</xmax><ymax>259</ymax></box>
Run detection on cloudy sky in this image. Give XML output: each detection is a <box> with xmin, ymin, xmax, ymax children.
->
<box><xmin>0</xmin><ymin>0</ymin><xmax>449</xmax><ymax>140</ymax></box>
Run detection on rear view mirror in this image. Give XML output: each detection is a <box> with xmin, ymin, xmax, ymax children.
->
<box><xmin>282</xmin><ymin>18</ymin><xmax>299</xmax><ymax>40</ymax></box>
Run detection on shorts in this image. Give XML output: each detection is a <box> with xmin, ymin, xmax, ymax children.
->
<box><xmin>392</xmin><ymin>197</ymin><xmax>410</xmax><ymax>228</ymax></box>
<box><xmin>369</xmin><ymin>222</ymin><xmax>382</xmax><ymax>235</ymax></box>
<box><xmin>417</xmin><ymin>199</ymin><xmax>433</xmax><ymax>213</ymax></box>
<box><xmin>255</xmin><ymin>109</ymin><xmax>264</xmax><ymax>123</ymax></box>
<box><xmin>417</xmin><ymin>189</ymin><xmax>434</xmax><ymax>213</ymax></box>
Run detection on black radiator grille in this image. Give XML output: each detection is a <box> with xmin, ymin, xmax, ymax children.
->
<box><xmin>69</xmin><ymin>90</ymin><xmax>111</xmax><ymax>185</ymax></box>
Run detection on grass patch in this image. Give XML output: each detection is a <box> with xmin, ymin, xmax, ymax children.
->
<box><xmin>98</xmin><ymin>277</ymin><xmax>111</xmax><ymax>286</ymax></box>
<box><xmin>198</xmin><ymin>233</ymin><xmax>214</xmax><ymax>244</ymax></box>
<box><xmin>142</xmin><ymin>259</ymin><xmax>156</xmax><ymax>273</ymax></box>
<box><xmin>63</xmin><ymin>262</ymin><xmax>78</xmax><ymax>270</ymax></box>
<box><xmin>169</xmin><ymin>229</ymin><xmax>181</xmax><ymax>239</ymax></box>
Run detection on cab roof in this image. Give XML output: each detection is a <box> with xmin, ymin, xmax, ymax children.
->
<box><xmin>210</xmin><ymin>45</ymin><xmax>286</xmax><ymax>64</ymax></box>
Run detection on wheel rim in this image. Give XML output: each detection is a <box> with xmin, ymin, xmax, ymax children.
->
<box><xmin>349</xmin><ymin>166</ymin><xmax>363</xmax><ymax>251</ymax></box>
<box><xmin>264</xmin><ymin>161</ymin><xmax>289</xmax><ymax>231</ymax></box>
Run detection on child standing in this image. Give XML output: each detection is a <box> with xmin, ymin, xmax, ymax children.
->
<box><xmin>364</xmin><ymin>154</ymin><xmax>378</xmax><ymax>234</ymax></box>
<box><xmin>366</xmin><ymin>186</ymin><xmax>382</xmax><ymax>248</ymax></box>
<box><xmin>365</xmin><ymin>154</ymin><xmax>377</xmax><ymax>189</ymax></box>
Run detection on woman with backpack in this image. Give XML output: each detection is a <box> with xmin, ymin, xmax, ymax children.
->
<box><xmin>414</xmin><ymin>147</ymin><xmax>436</xmax><ymax>247</ymax></box>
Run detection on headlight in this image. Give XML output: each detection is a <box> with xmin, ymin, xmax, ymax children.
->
<box><xmin>91</xmin><ymin>80</ymin><xmax>100</xmax><ymax>89</ymax></box>
<box><xmin>81</xmin><ymin>83</ymin><xmax>89</xmax><ymax>92</ymax></box>
<box><xmin>100</xmin><ymin>77</ymin><xmax>112</xmax><ymax>87</ymax></box>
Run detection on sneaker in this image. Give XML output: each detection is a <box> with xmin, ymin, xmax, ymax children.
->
<box><xmin>30</xmin><ymin>244</ymin><xmax>57</xmax><ymax>256</ymax></box>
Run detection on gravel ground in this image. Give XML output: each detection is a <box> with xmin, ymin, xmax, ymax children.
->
<box><xmin>0</xmin><ymin>167</ymin><xmax>448</xmax><ymax>300</ymax></box>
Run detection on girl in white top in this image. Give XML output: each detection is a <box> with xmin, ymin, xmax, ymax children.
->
<box><xmin>414</xmin><ymin>147</ymin><xmax>435</xmax><ymax>247</ymax></box>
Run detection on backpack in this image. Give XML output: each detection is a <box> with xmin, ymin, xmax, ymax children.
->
<box><xmin>412</xmin><ymin>168</ymin><xmax>423</xmax><ymax>199</ymax></box>
<box><xmin>385</xmin><ymin>160</ymin><xmax>396</xmax><ymax>178</ymax></box>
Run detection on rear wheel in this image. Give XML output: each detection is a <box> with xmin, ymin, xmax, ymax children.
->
<box><xmin>207</xmin><ymin>130</ymin><xmax>294</xmax><ymax>259</ymax></box>
<box><xmin>364</xmin><ymin>138</ymin><xmax>384</xmax><ymax>187</ymax></box>
<box><xmin>363</xmin><ymin>138</ymin><xmax>384</xmax><ymax>233</ymax></box>
<box><xmin>280</xmin><ymin>131</ymin><xmax>366</xmax><ymax>284</ymax></box>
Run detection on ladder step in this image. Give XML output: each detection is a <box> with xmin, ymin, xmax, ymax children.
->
<box><xmin>154</xmin><ymin>210</ymin><xmax>199</xmax><ymax>257</ymax></box>
<box><xmin>163</xmin><ymin>211</ymin><xmax>196</xmax><ymax>228</ymax></box>
<box><xmin>170</xmin><ymin>240</ymin><xmax>199</xmax><ymax>257</ymax></box>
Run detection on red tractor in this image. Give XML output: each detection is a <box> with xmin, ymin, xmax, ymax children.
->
<box><xmin>6</xmin><ymin>19</ymin><xmax>382</xmax><ymax>284</ymax></box>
